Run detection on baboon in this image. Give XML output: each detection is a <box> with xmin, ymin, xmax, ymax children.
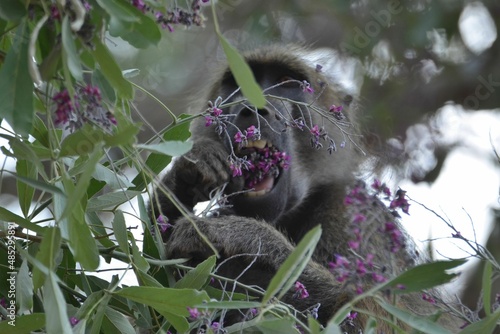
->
<box><xmin>149</xmin><ymin>45</ymin><xmax>458</xmax><ymax>332</ymax></box>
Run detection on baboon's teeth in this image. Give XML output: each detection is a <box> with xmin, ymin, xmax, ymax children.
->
<box><xmin>245</xmin><ymin>140</ymin><xmax>267</xmax><ymax>149</ymax></box>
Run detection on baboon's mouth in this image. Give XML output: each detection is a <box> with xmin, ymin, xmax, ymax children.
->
<box><xmin>236</xmin><ymin>140</ymin><xmax>290</xmax><ymax>197</ymax></box>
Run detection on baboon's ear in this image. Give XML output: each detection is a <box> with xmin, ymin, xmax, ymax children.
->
<box><xmin>297</xmin><ymin>48</ymin><xmax>363</xmax><ymax>97</ymax></box>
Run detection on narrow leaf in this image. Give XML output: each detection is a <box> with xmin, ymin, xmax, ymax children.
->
<box><xmin>175</xmin><ymin>255</ymin><xmax>216</xmax><ymax>289</ymax></box>
<box><xmin>87</xmin><ymin>190</ymin><xmax>142</xmax><ymax>211</ymax></box>
<box><xmin>16</xmin><ymin>159</ymin><xmax>36</xmax><ymax>217</ymax></box>
<box><xmin>459</xmin><ymin>308</ymin><xmax>500</xmax><ymax>334</ymax></box>
<box><xmin>93</xmin><ymin>163</ymin><xmax>134</xmax><ymax>189</ymax></box>
<box><xmin>384</xmin><ymin>259</ymin><xmax>467</xmax><ymax>294</ymax></box>
<box><xmin>218</xmin><ymin>34</ymin><xmax>266</xmax><ymax>109</ymax></box>
<box><xmin>16</xmin><ymin>259</ymin><xmax>34</xmax><ymax>313</ymax></box>
<box><xmin>163</xmin><ymin>312</ymin><xmax>189</xmax><ymax>333</ymax></box>
<box><xmin>376</xmin><ymin>299</ymin><xmax>452</xmax><ymax>334</ymax></box>
<box><xmin>62</xmin><ymin>15</ymin><xmax>83</xmax><ymax>81</ymax></box>
<box><xmin>61</xmin><ymin>145</ymin><xmax>103</xmax><ymax>219</ymax></box>
<box><xmin>90</xmin><ymin>38</ymin><xmax>133</xmax><ymax>99</ymax></box>
<box><xmin>114</xmin><ymin>287</ymin><xmax>209</xmax><ymax>316</ymax></box>
<box><xmin>131</xmin><ymin>236</ymin><xmax>150</xmax><ymax>272</ymax></box>
<box><xmin>482</xmin><ymin>261</ymin><xmax>493</xmax><ymax>316</ymax></box>
<box><xmin>262</xmin><ymin>225</ymin><xmax>322</xmax><ymax>303</ymax></box>
<box><xmin>7</xmin><ymin>171</ymin><xmax>65</xmax><ymax>196</ymax></box>
<box><xmin>195</xmin><ymin>301</ymin><xmax>261</xmax><ymax>310</ymax></box>
<box><xmin>0</xmin><ymin>19</ymin><xmax>34</xmax><ymax>136</ymax></box>
<box><xmin>136</xmin><ymin>140</ymin><xmax>193</xmax><ymax>157</ymax></box>
<box><xmin>32</xmin><ymin>227</ymin><xmax>61</xmax><ymax>291</ymax></box>
<box><xmin>104</xmin><ymin>307</ymin><xmax>136</xmax><ymax>334</ymax></box>
<box><xmin>0</xmin><ymin>207</ymin><xmax>45</xmax><ymax>234</ymax></box>
<box><xmin>44</xmin><ymin>272</ymin><xmax>73</xmax><ymax>334</ymax></box>
<box><xmin>112</xmin><ymin>210</ymin><xmax>130</xmax><ymax>256</ymax></box>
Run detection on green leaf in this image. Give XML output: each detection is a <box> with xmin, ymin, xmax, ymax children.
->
<box><xmin>131</xmin><ymin>236</ymin><xmax>150</xmax><ymax>272</ymax></box>
<box><xmin>7</xmin><ymin>171</ymin><xmax>65</xmax><ymax>196</ymax></box>
<box><xmin>95</xmin><ymin>0</ymin><xmax>140</xmax><ymax>22</ymax></box>
<box><xmin>0</xmin><ymin>19</ymin><xmax>33</xmax><ymax>136</ymax></box>
<box><xmin>103</xmin><ymin>123</ymin><xmax>140</xmax><ymax>147</ymax></box>
<box><xmin>459</xmin><ymin>308</ymin><xmax>500</xmax><ymax>334</ymax></box>
<box><xmin>482</xmin><ymin>261</ymin><xmax>493</xmax><ymax>316</ymax></box>
<box><xmin>114</xmin><ymin>286</ymin><xmax>209</xmax><ymax>316</ymax></box>
<box><xmin>262</xmin><ymin>225</ymin><xmax>322</xmax><ymax>303</ymax></box>
<box><xmin>109</xmin><ymin>14</ymin><xmax>161</xmax><ymax>49</ymax></box>
<box><xmin>44</xmin><ymin>272</ymin><xmax>73</xmax><ymax>334</ymax></box>
<box><xmin>0</xmin><ymin>0</ymin><xmax>27</xmax><ymax>21</ymax></box>
<box><xmin>16</xmin><ymin>159</ymin><xmax>36</xmax><ymax>217</ymax></box>
<box><xmin>136</xmin><ymin>141</ymin><xmax>193</xmax><ymax>157</ymax></box>
<box><xmin>163</xmin><ymin>312</ymin><xmax>189</xmax><ymax>333</ymax></box>
<box><xmin>376</xmin><ymin>299</ymin><xmax>452</xmax><ymax>334</ymax></box>
<box><xmin>385</xmin><ymin>259</ymin><xmax>467</xmax><ymax>294</ymax></box>
<box><xmin>218</xmin><ymin>34</ymin><xmax>266</xmax><ymax>109</ymax></box>
<box><xmin>60</xmin><ymin>178</ymin><xmax>100</xmax><ymax>270</ymax></box>
<box><xmin>62</xmin><ymin>15</ymin><xmax>83</xmax><ymax>81</ymax></box>
<box><xmin>308</xmin><ymin>317</ymin><xmax>322</xmax><ymax>334</ymax></box>
<box><xmin>90</xmin><ymin>38</ymin><xmax>133</xmax><ymax>99</ymax></box>
<box><xmin>0</xmin><ymin>207</ymin><xmax>45</xmax><ymax>234</ymax></box>
<box><xmin>59</xmin><ymin>125</ymin><xmax>106</xmax><ymax>156</ymax></box>
<box><xmin>112</xmin><ymin>210</ymin><xmax>130</xmax><ymax>256</ymax></box>
<box><xmin>0</xmin><ymin>313</ymin><xmax>45</xmax><ymax>333</ymax></box>
<box><xmin>93</xmin><ymin>68</ymin><xmax>116</xmax><ymax>104</ymax></box>
<box><xmin>33</xmin><ymin>227</ymin><xmax>61</xmax><ymax>291</ymax></box>
<box><xmin>195</xmin><ymin>301</ymin><xmax>261</xmax><ymax>310</ymax></box>
<box><xmin>175</xmin><ymin>255</ymin><xmax>216</xmax><ymax>289</ymax></box>
<box><xmin>103</xmin><ymin>307</ymin><xmax>136</xmax><ymax>334</ymax></box>
<box><xmin>16</xmin><ymin>259</ymin><xmax>34</xmax><ymax>313</ymax></box>
<box><xmin>93</xmin><ymin>163</ymin><xmax>134</xmax><ymax>189</ymax></box>
<box><xmin>256</xmin><ymin>317</ymin><xmax>301</xmax><ymax>334</ymax></box>
<box><xmin>87</xmin><ymin>190</ymin><xmax>141</xmax><ymax>211</ymax></box>
<box><xmin>61</xmin><ymin>145</ymin><xmax>103</xmax><ymax>219</ymax></box>
<box><xmin>90</xmin><ymin>293</ymin><xmax>112</xmax><ymax>334</ymax></box>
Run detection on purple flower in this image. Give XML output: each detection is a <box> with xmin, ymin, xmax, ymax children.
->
<box><xmin>310</xmin><ymin>124</ymin><xmax>320</xmax><ymax>137</ymax></box>
<box><xmin>234</xmin><ymin>131</ymin><xmax>245</xmax><ymax>143</ymax></box>
<box><xmin>422</xmin><ymin>293</ymin><xmax>436</xmax><ymax>304</ymax></box>
<box><xmin>301</xmin><ymin>80</ymin><xmax>314</xmax><ymax>94</ymax></box>
<box><xmin>0</xmin><ymin>297</ymin><xmax>7</xmax><ymax>308</ymax></box>
<box><xmin>70</xmin><ymin>317</ymin><xmax>79</xmax><ymax>326</ymax></box>
<box><xmin>294</xmin><ymin>281</ymin><xmax>309</xmax><ymax>299</ymax></box>
<box><xmin>372</xmin><ymin>272</ymin><xmax>386</xmax><ymax>283</ymax></box>
<box><xmin>187</xmin><ymin>307</ymin><xmax>200</xmax><ymax>319</ymax></box>
<box><xmin>211</xmin><ymin>322</ymin><xmax>221</xmax><ymax>331</ymax></box>
<box><xmin>156</xmin><ymin>215</ymin><xmax>171</xmax><ymax>234</ymax></box>
<box><xmin>389</xmin><ymin>189</ymin><xmax>410</xmax><ymax>214</ymax></box>
<box><xmin>131</xmin><ymin>0</ymin><xmax>146</xmax><ymax>12</ymax></box>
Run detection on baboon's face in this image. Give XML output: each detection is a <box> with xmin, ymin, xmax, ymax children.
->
<box><xmin>218</xmin><ymin>61</ymin><xmax>312</xmax><ymax>221</ymax></box>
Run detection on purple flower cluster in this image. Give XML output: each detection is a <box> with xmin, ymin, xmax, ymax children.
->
<box><xmin>130</xmin><ymin>0</ymin><xmax>209</xmax><ymax>32</ymax></box>
<box><xmin>293</xmin><ymin>281</ymin><xmax>309</xmax><ymax>299</ymax></box>
<box><xmin>52</xmin><ymin>85</ymin><xmax>116</xmax><ymax>132</ymax></box>
<box><xmin>230</xmin><ymin>145</ymin><xmax>290</xmax><ymax>190</ymax></box>
<box><xmin>234</xmin><ymin>125</ymin><xmax>260</xmax><ymax>144</ymax></box>
<box><xmin>329</xmin><ymin>180</ymin><xmax>410</xmax><ymax>294</ymax></box>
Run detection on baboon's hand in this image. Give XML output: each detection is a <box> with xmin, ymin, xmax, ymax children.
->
<box><xmin>171</xmin><ymin>139</ymin><xmax>243</xmax><ymax>204</ymax></box>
